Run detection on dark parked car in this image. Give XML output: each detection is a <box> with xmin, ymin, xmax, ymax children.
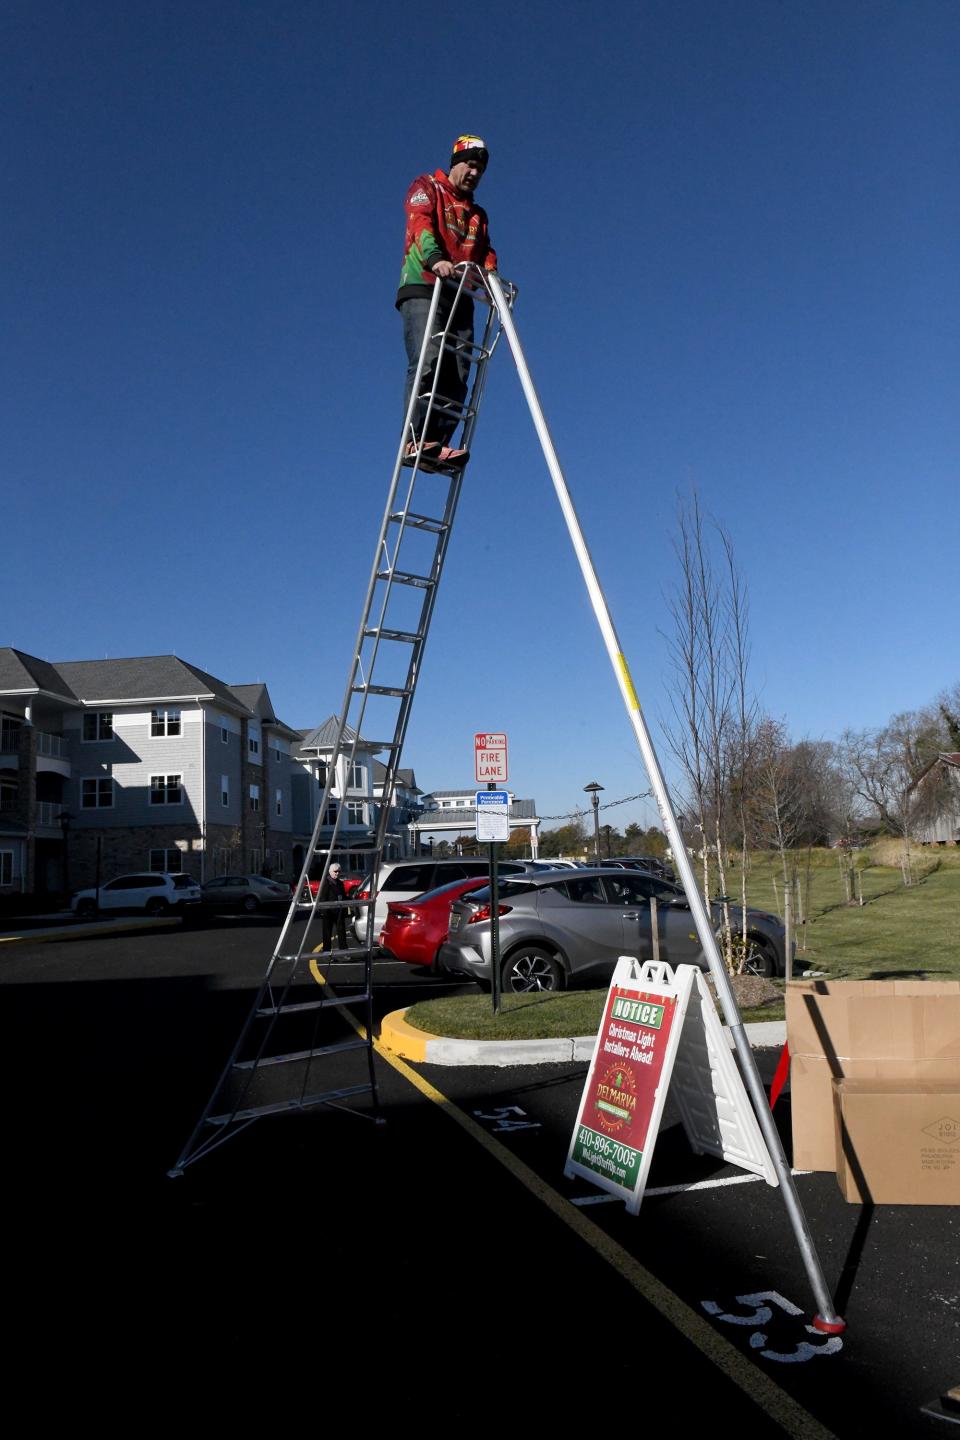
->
<box><xmin>599</xmin><ymin>855</ymin><xmax>676</xmax><ymax>881</ymax></box>
<box><xmin>201</xmin><ymin>874</ymin><xmax>293</xmax><ymax>913</ymax></box>
<box><xmin>439</xmin><ymin>867</ymin><xmax>789</xmax><ymax>993</ymax></box>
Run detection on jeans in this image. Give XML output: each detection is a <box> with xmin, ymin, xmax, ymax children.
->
<box><xmin>400</xmin><ymin>293</ymin><xmax>474</xmax><ymax>445</ymax></box>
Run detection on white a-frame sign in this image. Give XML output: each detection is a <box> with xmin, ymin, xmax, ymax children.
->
<box><xmin>565</xmin><ymin>958</ymin><xmax>778</xmax><ymax>1214</ymax></box>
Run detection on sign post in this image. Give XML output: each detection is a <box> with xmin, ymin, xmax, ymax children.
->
<box><xmin>475</xmin><ymin>783</ymin><xmax>510</xmax><ymax>1015</ymax></box>
<box><xmin>475</xmin><ymin>734</ymin><xmax>509</xmax><ymax>1013</ymax></box>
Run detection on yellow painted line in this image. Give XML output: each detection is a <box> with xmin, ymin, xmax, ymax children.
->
<box><xmin>311</xmin><ymin>960</ymin><xmax>834</xmax><ymax>1440</ymax></box>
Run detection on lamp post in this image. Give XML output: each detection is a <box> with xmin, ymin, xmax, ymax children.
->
<box><xmin>583</xmin><ymin>781</ymin><xmax>604</xmax><ymax>863</ymax></box>
<box><xmin>604</xmin><ymin>823</ymin><xmax>612</xmax><ymax>859</ymax></box>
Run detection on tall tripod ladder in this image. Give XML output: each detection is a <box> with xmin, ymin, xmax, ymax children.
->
<box><xmin>169</xmin><ymin>267</ymin><xmax>514</xmax><ymax>1177</ymax></box>
<box><xmin>168</xmin><ymin>262</ymin><xmax>844</xmax><ymax>1338</ymax></box>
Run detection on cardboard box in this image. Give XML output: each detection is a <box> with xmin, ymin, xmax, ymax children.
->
<box><xmin>786</xmin><ymin>980</ymin><xmax>960</xmax><ymax>1172</ymax></box>
<box><xmin>833</xmin><ymin>1078</ymin><xmax>960</xmax><ymax>1205</ymax></box>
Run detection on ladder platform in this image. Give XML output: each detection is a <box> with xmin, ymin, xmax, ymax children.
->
<box><xmin>376</xmin><ymin>569</ymin><xmax>435</xmax><ymax>589</ymax></box>
<box><xmin>400</xmin><ymin>454</ymin><xmax>468</xmax><ymax>476</ymax></box>
<box><xmin>207</xmin><ymin>1081</ymin><xmax>374</xmax><ymax>1125</ymax></box>
<box><xmin>255</xmin><ymin>990</ymin><xmax>371</xmax><ymax>1018</ymax></box>
<box><xmin>232</xmin><ymin>1036</ymin><xmax>370</xmax><ymax>1072</ymax></box>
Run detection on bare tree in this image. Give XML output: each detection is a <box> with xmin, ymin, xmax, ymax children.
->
<box><xmin>839</xmin><ymin>720</ymin><xmax>927</xmax><ymax>882</ymax></box>
<box><xmin>663</xmin><ymin>494</ymin><xmax>751</xmax><ymax>968</ymax></box>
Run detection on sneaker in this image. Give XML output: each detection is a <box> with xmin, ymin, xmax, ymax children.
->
<box><xmin>404</xmin><ymin>439</ymin><xmax>441</xmax><ymax>461</ymax></box>
<box><xmin>437</xmin><ymin>446</ymin><xmax>470</xmax><ymax>467</ymax></box>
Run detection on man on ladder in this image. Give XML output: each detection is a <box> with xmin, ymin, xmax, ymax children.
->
<box><xmin>397</xmin><ymin>134</ymin><xmax>498</xmax><ymax>468</ymax></box>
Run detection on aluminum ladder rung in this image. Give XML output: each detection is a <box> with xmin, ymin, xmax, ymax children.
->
<box><xmin>207</xmin><ymin>1080</ymin><xmax>373</xmax><ymax>1125</ymax></box>
<box><xmin>387</xmin><ymin>511</ymin><xmax>448</xmax><ymax>534</ymax></box>
<box><xmin>352</xmin><ymin>683</ymin><xmax>413</xmax><ymax>698</ymax></box>
<box><xmin>375</xmin><ymin>569</ymin><xmax>435</xmax><ymax>589</ymax></box>
<box><xmin>232</xmin><ymin>1037</ymin><xmax>370</xmax><ymax>1071</ymax></box>
<box><xmin>255</xmin><ymin>990</ymin><xmax>371</xmax><ymax>1018</ymax></box>
<box><xmin>363</xmin><ymin>626</ymin><xmax>423</xmax><ymax>643</ymax></box>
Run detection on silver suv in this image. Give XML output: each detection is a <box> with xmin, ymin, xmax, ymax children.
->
<box><xmin>439</xmin><ymin>867</ymin><xmax>788</xmax><ymax>992</ymax></box>
<box><xmin>71</xmin><ymin>871</ymin><xmax>202</xmax><ymax>917</ymax></box>
<box><xmin>353</xmin><ymin>856</ymin><xmax>534</xmax><ymax>944</ymax></box>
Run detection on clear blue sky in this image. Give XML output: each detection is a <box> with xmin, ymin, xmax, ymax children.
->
<box><xmin>4</xmin><ymin>1</ymin><xmax>958</xmax><ymax>832</ymax></box>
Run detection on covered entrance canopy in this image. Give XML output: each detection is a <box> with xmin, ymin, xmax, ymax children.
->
<box><xmin>408</xmin><ymin>792</ymin><xmax>541</xmax><ymax>857</ymax></box>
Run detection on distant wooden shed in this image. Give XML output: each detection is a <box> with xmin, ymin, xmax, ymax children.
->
<box><xmin>909</xmin><ymin>753</ymin><xmax>960</xmax><ymax>844</ymax></box>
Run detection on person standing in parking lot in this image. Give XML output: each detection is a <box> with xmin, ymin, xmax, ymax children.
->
<box><xmin>397</xmin><ymin>134</ymin><xmax>498</xmax><ymax>468</ymax></box>
<box><xmin>319</xmin><ymin>863</ymin><xmax>348</xmax><ymax>953</ymax></box>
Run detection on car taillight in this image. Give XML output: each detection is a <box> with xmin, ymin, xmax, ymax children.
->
<box><xmin>389</xmin><ymin>908</ymin><xmax>418</xmax><ymax>923</ymax></box>
<box><xmin>356</xmin><ymin>887</ymin><xmax>370</xmax><ymax>900</ymax></box>
<box><xmin>466</xmin><ymin>904</ymin><xmax>513</xmax><ymax>924</ymax></box>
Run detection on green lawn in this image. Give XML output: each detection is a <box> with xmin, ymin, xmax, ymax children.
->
<box><xmin>728</xmin><ymin>844</ymin><xmax>960</xmax><ymax>981</ymax></box>
<box><xmin>401</xmin><ymin>844</ymin><xmax>960</xmax><ymax>1040</ymax></box>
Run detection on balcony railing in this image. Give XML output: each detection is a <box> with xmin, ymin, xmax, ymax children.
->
<box><xmin>37</xmin><ymin>802</ymin><xmax>64</xmax><ymax>827</ymax></box>
<box><xmin>0</xmin><ymin>726</ymin><xmax>21</xmax><ymax>753</ymax></box>
<box><xmin>37</xmin><ymin>731</ymin><xmax>66</xmax><ymax>759</ymax></box>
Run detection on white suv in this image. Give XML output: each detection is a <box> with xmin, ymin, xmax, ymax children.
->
<box><xmin>353</xmin><ymin>857</ymin><xmax>533</xmax><ymax>944</ymax></box>
<box><xmin>71</xmin><ymin>872</ymin><xmax>202</xmax><ymax>917</ymax></box>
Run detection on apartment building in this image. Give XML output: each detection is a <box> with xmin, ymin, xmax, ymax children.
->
<box><xmin>0</xmin><ymin>649</ymin><xmax>301</xmax><ymax>899</ymax></box>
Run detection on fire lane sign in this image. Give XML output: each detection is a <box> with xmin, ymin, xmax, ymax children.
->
<box><xmin>474</xmin><ymin>732</ymin><xmax>508</xmax><ymax>783</ymax></box>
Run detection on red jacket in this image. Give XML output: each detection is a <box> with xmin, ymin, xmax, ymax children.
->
<box><xmin>397</xmin><ymin>169</ymin><xmax>497</xmax><ymax>305</ymax></box>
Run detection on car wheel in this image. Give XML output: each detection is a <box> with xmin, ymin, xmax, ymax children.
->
<box><xmin>739</xmin><ymin>936</ymin><xmax>777</xmax><ymax>978</ymax></box>
<box><xmin>76</xmin><ymin>899</ymin><xmax>96</xmax><ymax>918</ymax></box>
<box><xmin>242</xmin><ymin>895</ymin><xmax>260</xmax><ymax>914</ymax></box>
<box><xmin>502</xmin><ymin>946</ymin><xmax>564</xmax><ymax>994</ymax></box>
<box><xmin>145</xmin><ymin>897</ymin><xmax>169</xmax><ymax>917</ymax></box>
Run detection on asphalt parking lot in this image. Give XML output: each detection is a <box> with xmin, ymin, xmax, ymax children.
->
<box><xmin>1</xmin><ymin>914</ymin><xmax>956</xmax><ymax>1433</ymax></box>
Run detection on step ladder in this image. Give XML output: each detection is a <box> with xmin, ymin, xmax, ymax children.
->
<box><xmin>169</xmin><ymin>266</ymin><xmax>516</xmax><ymax>1176</ymax></box>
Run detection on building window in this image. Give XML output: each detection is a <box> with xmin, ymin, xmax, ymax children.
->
<box><xmin>347</xmin><ymin>800</ymin><xmax>365</xmax><ymax>825</ymax></box>
<box><xmin>250</xmin><ymin>848</ymin><xmax>262</xmax><ymax>873</ymax></box>
<box><xmin>324</xmin><ymin>803</ymin><xmax>337</xmax><ymax>825</ymax></box>
<box><xmin>250</xmin><ymin>784</ymin><xmax>260</xmax><ymax>812</ymax></box>
<box><xmin>82</xmin><ymin>712</ymin><xmax>114</xmax><ymax>742</ymax></box>
<box><xmin>221</xmin><ymin>775</ymin><xmax>229</xmax><ymax>808</ymax></box>
<box><xmin>349</xmin><ymin>762</ymin><xmax>365</xmax><ymax>789</ymax></box>
<box><xmin>275</xmin><ymin>788</ymin><xmax>283</xmax><ymax>817</ymax></box>
<box><xmin>150</xmin><ymin>848</ymin><xmax>182</xmax><ymax>873</ymax></box>
<box><xmin>317</xmin><ymin>761</ymin><xmax>328</xmax><ymax>786</ymax></box>
<box><xmin>150</xmin><ymin>774</ymin><xmax>183</xmax><ymax>806</ymax></box>
<box><xmin>273</xmin><ymin>850</ymin><xmax>285</xmax><ymax>875</ymax></box>
<box><xmin>220</xmin><ymin>719</ymin><xmax>229</xmax><ymax>744</ymax></box>
<box><xmin>249</xmin><ymin>732</ymin><xmax>260</xmax><ymax>757</ymax></box>
<box><xmin>273</xmin><ymin>746</ymin><xmax>283</xmax><ymax>764</ymax></box>
<box><xmin>214</xmin><ymin>848</ymin><xmax>230</xmax><ymax>875</ymax></box>
<box><xmin>0</xmin><ymin>851</ymin><xmax>12</xmax><ymax>885</ymax></box>
<box><xmin>82</xmin><ymin>777</ymin><xmax>114</xmax><ymax>809</ymax></box>
<box><xmin>151</xmin><ymin>708</ymin><xmax>181</xmax><ymax>737</ymax></box>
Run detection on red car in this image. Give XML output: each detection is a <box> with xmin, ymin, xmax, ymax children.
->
<box><xmin>379</xmin><ymin>875</ymin><xmax>490</xmax><ymax>970</ymax></box>
<box><xmin>300</xmin><ymin>873</ymin><xmax>363</xmax><ymax>901</ymax></box>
